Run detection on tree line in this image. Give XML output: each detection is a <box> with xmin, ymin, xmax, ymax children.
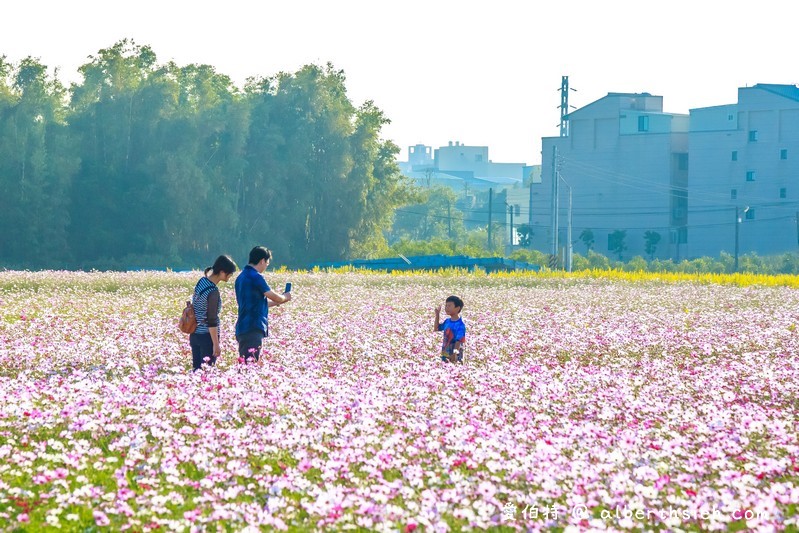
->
<box><xmin>0</xmin><ymin>39</ymin><xmax>414</xmax><ymax>269</ymax></box>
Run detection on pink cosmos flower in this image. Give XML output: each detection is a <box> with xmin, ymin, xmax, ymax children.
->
<box><xmin>93</xmin><ymin>510</ymin><xmax>110</xmax><ymax>526</ymax></box>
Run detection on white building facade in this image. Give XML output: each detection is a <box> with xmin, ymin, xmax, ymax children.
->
<box><xmin>686</xmin><ymin>84</ymin><xmax>799</xmax><ymax>258</ymax></box>
<box><xmin>399</xmin><ymin>141</ymin><xmax>528</xmax><ymax>191</ymax></box>
<box><xmin>531</xmin><ymin>93</ymin><xmax>689</xmax><ymax>261</ymax></box>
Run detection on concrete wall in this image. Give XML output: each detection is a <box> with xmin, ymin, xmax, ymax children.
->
<box><xmin>687</xmin><ymin>86</ymin><xmax>799</xmax><ymax>258</ymax></box>
<box><xmin>530</xmin><ymin>93</ymin><xmax>688</xmax><ymax>261</ymax></box>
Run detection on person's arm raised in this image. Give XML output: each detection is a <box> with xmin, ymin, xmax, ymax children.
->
<box><xmin>265</xmin><ymin>289</ymin><xmax>291</xmax><ymax>308</ymax></box>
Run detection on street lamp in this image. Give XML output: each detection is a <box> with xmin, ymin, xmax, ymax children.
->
<box><xmin>504</xmin><ymin>201</ymin><xmax>515</xmax><ymax>250</ymax></box>
<box><xmin>734</xmin><ymin>206</ymin><xmax>749</xmax><ymax>271</ymax></box>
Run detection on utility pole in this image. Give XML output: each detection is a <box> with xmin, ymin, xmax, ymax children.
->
<box><xmin>566</xmin><ymin>177</ymin><xmax>573</xmax><ymax>272</ymax></box>
<box><xmin>488</xmin><ymin>187</ymin><xmax>493</xmax><ymax>252</ymax></box>
<box><xmin>734</xmin><ymin>206</ymin><xmax>749</xmax><ymax>271</ymax></box>
<box><xmin>509</xmin><ymin>204</ymin><xmax>515</xmax><ymax>248</ymax></box>
<box><xmin>527</xmin><ymin>171</ymin><xmax>534</xmax><ymax>249</ymax></box>
<box><xmin>560</xmin><ymin>76</ymin><xmax>570</xmax><ymax>137</ymax></box>
<box><xmin>554</xmin><ymin>173</ymin><xmax>574</xmax><ymax>272</ymax></box>
<box><xmin>550</xmin><ymin>146</ymin><xmax>559</xmax><ymax>260</ymax></box>
<box><xmin>447</xmin><ymin>200</ymin><xmax>452</xmax><ymax>239</ymax></box>
<box><xmin>549</xmin><ymin>75</ymin><xmax>573</xmax><ymax>268</ymax></box>
<box><xmin>734</xmin><ymin>207</ymin><xmax>740</xmax><ymax>271</ymax></box>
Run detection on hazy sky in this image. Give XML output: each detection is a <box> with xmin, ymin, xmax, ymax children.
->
<box><xmin>2</xmin><ymin>0</ymin><xmax>795</xmax><ymax>165</ymax></box>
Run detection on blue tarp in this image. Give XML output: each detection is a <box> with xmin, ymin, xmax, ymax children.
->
<box><xmin>310</xmin><ymin>254</ymin><xmax>540</xmax><ymax>272</ymax></box>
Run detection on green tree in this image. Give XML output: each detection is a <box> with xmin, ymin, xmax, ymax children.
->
<box><xmin>644</xmin><ymin>230</ymin><xmax>661</xmax><ymax>260</ymax></box>
<box><xmin>586</xmin><ymin>250</ymin><xmax>612</xmax><ymax>270</ymax></box>
<box><xmin>515</xmin><ymin>223</ymin><xmax>534</xmax><ymax>247</ymax></box>
<box><xmin>241</xmin><ymin>64</ymin><xmax>357</xmax><ymax>265</ymax></box>
<box><xmin>389</xmin><ymin>237</ymin><xmax>460</xmax><ymax>257</ymax></box>
<box><xmin>346</xmin><ymin>102</ymin><xmax>416</xmax><ymax>259</ymax></box>
<box><xmin>68</xmin><ymin>40</ymin><xmax>247</xmax><ymax>266</ymax></box>
<box><xmin>68</xmin><ymin>39</ymin><xmax>162</xmax><ymax>263</ymax></box>
<box><xmin>624</xmin><ymin>255</ymin><xmax>648</xmax><ymax>271</ymax></box>
<box><xmin>242</xmin><ymin>64</ymin><xmax>411</xmax><ymax>266</ymax></box>
<box><xmin>390</xmin><ymin>186</ymin><xmax>464</xmax><ymax>244</ymax></box>
<box><xmin>509</xmin><ymin>248</ymin><xmax>547</xmax><ymax>265</ymax></box>
<box><xmin>579</xmin><ymin>228</ymin><xmax>595</xmax><ymax>252</ymax></box>
<box><xmin>158</xmin><ymin>62</ymin><xmax>247</xmax><ymax>263</ymax></box>
<box><xmin>0</xmin><ymin>56</ymin><xmax>78</xmax><ymax>266</ymax></box>
<box><xmin>608</xmin><ymin>229</ymin><xmax>627</xmax><ymax>260</ymax></box>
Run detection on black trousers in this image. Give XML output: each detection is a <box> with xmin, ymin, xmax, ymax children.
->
<box><xmin>189</xmin><ymin>332</ymin><xmax>216</xmax><ymax>371</ymax></box>
<box><xmin>236</xmin><ymin>330</ymin><xmax>265</xmax><ymax>361</ymax></box>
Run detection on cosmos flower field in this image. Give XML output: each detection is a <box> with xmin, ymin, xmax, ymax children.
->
<box><xmin>0</xmin><ymin>270</ymin><xmax>797</xmax><ymax>532</ymax></box>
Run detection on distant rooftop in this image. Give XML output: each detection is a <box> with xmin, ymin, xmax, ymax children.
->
<box><xmin>605</xmin><ymin>92</ymin><xmax>654</xmax><ymax>97</ymax></box>
<box><xmin>752</xmin><ymin>83</ymin><xmax>799</xmax><ymax>101</ymax></box>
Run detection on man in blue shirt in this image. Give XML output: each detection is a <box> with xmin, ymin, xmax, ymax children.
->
<box><xmin>235</xmin><ymin>246</ymin><xmax>292</xmax><ymax>362</ymax></box>
<box><xmin>434</xmin><ymin>295</ymin><xmax>466</xmax><ymax>363</ymax></box>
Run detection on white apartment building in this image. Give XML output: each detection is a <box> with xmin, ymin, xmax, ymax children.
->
<box><xmin>399</xmin><ymin>84</ymin><xmax>799</xmax><ymax>262</ymax></box>
<box><xmin>531</xmin><ymin>92</ymin><xmax>689</xmax><ymax>261</ymax></box>
<box><xmin>399</xmin><ymin>142</ymin><xmax>527</xmax><ymax>191</ymax></box>
<box><xmin>686</xmin><ymin>84</ymin><xmax>799</xmax><ymax>258</ymax></box>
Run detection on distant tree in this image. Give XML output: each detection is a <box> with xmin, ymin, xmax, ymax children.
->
<box><xmin>0</xmin><ymin>56</ymin><xmax>78</xmax><ymax>266</ymax></box>
<box><xmin>389</xmin><ymin>237</ymin><xmax>458</xmax><ymax>257</ymax></box>
<box><xmin>579</xmin><ymin>228</ymin><xmax>595</xmax><ymax>252</ymax></box>
<box><xmin>242</xmin><ymin>64</ymin><xmax>413</xmax><ymax>266</ymax></box>
<box><xmin>608</xmin><ymin>230</ymin><xmax>627</xmax><ymax>260</ymax></box>
<box><xmin>389</xmin><ymin>186</ymin><xmax>463</xmax><ymax>243</ymax></box>
<box><xmin>509</xmin><ymin>248</ymin><xmax>548</xmax><ymax>265</ymax></box>
<box><xmin>586</xmin><ymin>250</ymin><xmax>611</xmax><ymax>270</ymax></box>
<box><xmin>644</xmin><ymin>230</ymin><xmax>661</xmax><ymax>260</ymax></box>
<box><xmin>163</xmin><ymin>62</ymin><xmax>248</xmax><ymax>263</ymax></box>
<box><xmin>68</xmin><ymin>39</ymin><xmax>165</xmax><ymax>262</ymax></box>
<box><xmin>347</xmin><ymin>102</ymin><xmax>418</xmax><ymax>258</ymax></box>
<box><xmin>515</xmin><ymin>223</ymin><xmax>534</xmax><ymax>247</ymax></box>
<box><xmin>624</xmin><ymin>256</ymin><xmax>648</xmax><ymax>271</ymax></box>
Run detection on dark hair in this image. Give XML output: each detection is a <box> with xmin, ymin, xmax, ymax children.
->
<box><xmin>204</xmin><ymin>255</ymin><xmax>238</xmax><ymax>276</ymax></box>
<box><xmin>248</xmin><ymin>246</ymin><xmax>272</xmax><ymax>265</ymax></box>
<box><xmin>446</xmin><ymin>295</ymin><xmax>464</xmax><ymax>310</ymax></box>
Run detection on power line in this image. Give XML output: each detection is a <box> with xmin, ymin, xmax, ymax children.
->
<box><xmin>558</xmin><ymin>156</ymin><xmax>795</xmax><ymax>206</ymax></box>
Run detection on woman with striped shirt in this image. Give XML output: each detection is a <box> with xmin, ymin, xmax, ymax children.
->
<box><xmin>190</xmin><ymin>255</ymin><xmax>237</xmax><ymax>371</ymax></box>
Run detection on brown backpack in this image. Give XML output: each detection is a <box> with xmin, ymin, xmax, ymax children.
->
<box><xmin>178</xmin><ymin>285</ymin><xmax>215</xmax><ymax>334</ymax></box>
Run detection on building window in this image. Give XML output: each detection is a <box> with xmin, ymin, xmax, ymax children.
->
<box><xmin>731</xmin><ymin>189</ymin><xmax>737</xmax><ymax>200</ymax></box>
<box><xmin>638</xmin><ymin>115</ymin><xmax>649</xmax><ymax>132</ymax></box>
<box><xmin>731</xmin><ymin>151</ymin><xmax>738</xmax><ymax>161</ymax></box>
<box><xmin>781</xmin><ymin>149</ymin><xmax>788</xmax><ymax>160</ymax></box>
<box><xmin>745</xmin><ymin>208</ymin><xmax>755</xmax><ymax>220</ymax></box>
<box><xmin>780</xmin><ymin>187</ymin><xmax>787</xmax><ymax>199</ymax></box>
<box><xmin>475</xmin><ymin>154</ymin><xmax>483</xmax><ymax>162</ymax></box>
<box><xmin>677</xmin><ymin>153</ymin><xmax>688</xmax><ymax>171</ymax></box>
<box><xmin>727</xmin><ymin>114</ymin><xmax>734</xmax><ymax>121</ymax></box>
<box><xmin>748</xmin><ymin>130</ymin><xmax>758</xmax><ymax>142</ymax></box>
<box><xmin>746</xmin><ymin>171</ymin><xmax>756</xmax><ymax>182</ymax></box>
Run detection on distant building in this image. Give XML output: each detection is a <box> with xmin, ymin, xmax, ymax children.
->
<box><xmin>399</xmin><ymin>141</ymin><xmax>534</xmax><ymax>192</ymax></box>
<box><xmin>401</xmin><ymin>84</ymin><xmax>799</xmax><ymax>261</ymax></box>
<box><xmin>686</xmin><ymin>84</ymin><xmax>799</xmax><ymax>258</ymax></box>
<box><xmin>532</xmin><ymin>92</ymin><xmax>689</xmax><ymax>261</ymax></box>
<box><xmin>528</xmin><ymin>84</ymin><xmax>799</xmax><ymax>261</ymax></box>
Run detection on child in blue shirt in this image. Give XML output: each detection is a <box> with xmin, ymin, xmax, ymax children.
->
<box><xmin>434</xmin><ymin>295</ymin><xmax>466</xmax><ymax>363</ymax></box>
